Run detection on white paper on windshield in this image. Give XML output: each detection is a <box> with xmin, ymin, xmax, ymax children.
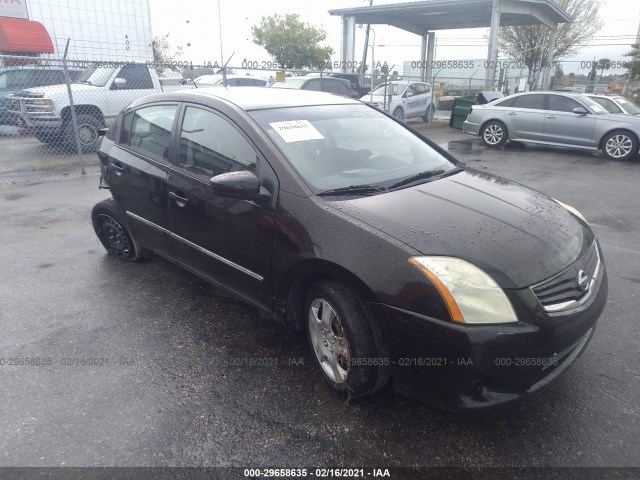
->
<box><xmin>270</xmin><ymin>120</ymin><xmax>324</xmax><ymax>143</ymax></box>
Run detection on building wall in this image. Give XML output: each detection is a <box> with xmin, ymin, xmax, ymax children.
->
<box><xmin>26</xmin><ymin>0</ymin><xmax>153</xmax><ymax>61</ymax></box>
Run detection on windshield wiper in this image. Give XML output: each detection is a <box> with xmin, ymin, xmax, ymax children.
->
<box><xmin>318</xmin><ymin>184</ymin><xmax>386</xmax><ymax>196</ymax></box>
<box><xmin>388</xmin><ymin>168</ymin><xmax>459</xmax><ymax>189</ymax></box>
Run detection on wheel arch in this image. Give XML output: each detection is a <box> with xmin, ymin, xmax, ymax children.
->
<box><xmin>61</xmin><ymin>104</ymin><xmax>105</xmax><ymax>125</ymax></box>
<box><xmin>598</xmin><ymin>127</ymin><xmax>639</xmax><ymax>151</ymax></box>
<box><xmin>480</xmin><ymin>118</ymin><xmax>509</xmax><ymax>136</ymax></box>
<box><xmin>277</xmin><ymin>259</ymin><xmax>379</xmax><ymax>331</ymax></box>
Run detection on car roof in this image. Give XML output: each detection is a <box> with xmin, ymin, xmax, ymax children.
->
<box><xmin>135</xmin><ymin>86</ymin><xmax>361</xmax><ymax>111</ymax></box>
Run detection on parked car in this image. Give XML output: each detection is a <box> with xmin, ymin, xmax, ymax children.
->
<box><xmin>437</xmin><ymin>89</ymin><xmax>465</xmax><ymax>111</ymax></box>
<box><xmin>7</xmin><ymin>63</ymin><xmax>192</xmax><ymax>151</ymax></box>
<box><xmin>194</xmin><ymin>75</ymin><xmax>268</xmax><ymax>87</ymax></box>
<box><xmin>362</xmin><ymin>81</ymin><xmax>435</xmax><ymax>122</ymax></box>
<box><xmin>0</xmin><ymin>67</ymin><xmax>83</xmax><ymax>125</ymax></box>
<box><xmin>269</xmin><ymin>76</ymin><xmax>358</xmax><ymax>98</ymax></box>
<box><xmin>463</xmin><ymin>91</ymin><xmax>640</xmax><ymax>161</ymax></box>
<box><xmin>306</xmin><ymin>72</ymin><xmax>371</xmax><ymax>97</ymax></box>
<box><xmin>92</xmin><ymin>87</ymin><xmax>607</xmax><ymax>410</ymax></box>
<box><xmin>585</xmin><ymin>94</ymin><xmax>640</xmax><ymax>115</ymax></box>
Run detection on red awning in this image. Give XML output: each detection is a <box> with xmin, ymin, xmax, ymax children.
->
<box><xmin>0</xmin><ymin>18</ymin><xmax>54</xmax><ymax>54</ymax></box>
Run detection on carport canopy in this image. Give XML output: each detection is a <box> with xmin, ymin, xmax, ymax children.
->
<box><xmin>329</xmin><ymin>0</ymin><xmax>572</xmax><ymax>89</ymax></box>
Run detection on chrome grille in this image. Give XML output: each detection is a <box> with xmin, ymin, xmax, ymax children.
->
<box><xmin>531</xmin><ymin>243</ymin><xmax>600</xmax><ymax>312</ymax></box>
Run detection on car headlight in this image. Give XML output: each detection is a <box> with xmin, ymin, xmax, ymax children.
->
<box><xmin>409</xmin><ymin>256</ymin><xmax>518</xmax><ymax>324</ymax></box>
<box><xmin>554</xmin><ymin>199</ymin><xmax>587</xmax><ymax>223</ymax></box>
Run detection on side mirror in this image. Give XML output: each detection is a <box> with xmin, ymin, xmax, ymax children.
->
<box><xmin>112</xmin><ymin>78</ymin><xmax>127</xmax><ymax>89</ymax></box>
<box><xmin>210</xmin><ymin>170</ymin><xmax>270</xmax><ymax>201</ymax></box>
<box><xmin>405</xmin><ymin>91</ymin><xmax>414</xmax><ymax>98</ymax></box>
<box><xmin>572</xmin><ymin>107</ymin><xmax>588</xmax><ymax>115</ymax></box>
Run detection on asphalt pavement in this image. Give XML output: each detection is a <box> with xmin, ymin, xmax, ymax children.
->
<box><xmin>0</xmin><ymin>129</ymin><xmax>638</xmax><ymax>472</ymax></box>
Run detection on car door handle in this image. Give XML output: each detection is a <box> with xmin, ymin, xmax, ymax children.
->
<box><xmin>169</xmin><ymin>191</ymin><xmax>189</xmax><ymax>207</ymax></box>
<box><xmin>546</xmin><ymin>115</ymin><xmax>556</xmax><ymax>119</ymax></box>
<box><xmin>111</xmin><ymin>162</ymin><xmax>125</xmax><ymax>175</ymax></box>
<box><xmin>508</xmin><ymin>112</ymin><xmax>517</xmax><ymax>116</ymax></box>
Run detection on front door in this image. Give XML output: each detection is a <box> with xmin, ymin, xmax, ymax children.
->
<box><xmin>542</xmin><ymin>94</ymin><xmax>597</xmax><ymax>147</ymax></box>
<box><xmin>167</xmin><ymin>105</ymin><xmax>275</xmax><ymax>310</ymax></box>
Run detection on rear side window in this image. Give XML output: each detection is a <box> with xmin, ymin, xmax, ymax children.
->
<box><xmin>115</xmin><ymin>64</ymin><xmax>154</xmax><ymax>90</ymax></box>
<box><xmin>590</xmin><ymin>97</ymin><xmax>621</xmax><ymax>114</ymax></box>
<box><xmin>324</xmin><ymin>79</ymin><xmax>352</xmax><ymax>97</ymax></box>
<box><xmin>120</xmin><ymin>104</ymin><xmax>178</xmax><ymax>160</ymax></box>
<box><xmin>495</xmin><ymin>97</ymin><xmax>516</xmax><ymax>107</ymax></box>
<box><xmin>512</xmin><ymin>94</ymin><xmax>545</xmax><ymax>110</ymax></box>
<box><xmin>548</xmin><ymin>95</ymin><xmax>583</xmax><ymax>113</ymax></box>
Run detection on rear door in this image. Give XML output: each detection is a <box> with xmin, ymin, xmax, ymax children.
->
<box><xmin>105</xmin><ymin>103</ymin><xmax>179</xmax><ymax>257</ymax></box>
<box><xmin>504</xmin><ymin>93</ymin><xmax>546</xmax><ymax>141</ymax></box>
<box><xmin>542</xmin><ymin>95</ymin><xmax>597</xmax><ymax>147</ymax></box>
<box><xmin>166</xmin><ymin>104</ymin><xmax>276</xmax><ymax>309</ymax></box>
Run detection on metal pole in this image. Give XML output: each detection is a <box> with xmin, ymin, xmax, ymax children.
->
<box><xmin>62</xmin><ymin>38</ymin><xmax>85</xmax><ymax>175</ymax></box>
<box><xmin>217</xmin><ymin>0</ymin><xmax>227</xmax><ymax>87</ymax></box>
<box><xmin>429</xmin><ymin>68</ymin><xmax>442</xmax><ymax>127</ymax></box>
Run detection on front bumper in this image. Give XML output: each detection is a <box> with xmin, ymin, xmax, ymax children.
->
<box><xmin>368</xmin><ymin>255</ymin><xmax>608</xmax><ymax>411</ymax></box>
<box><xmin>8</xmin><ymin>111</ymin><xmax>62</xmax><ymax>129</ymax></box>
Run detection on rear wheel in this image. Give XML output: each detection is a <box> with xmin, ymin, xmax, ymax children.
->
<box><xmin>602</xmin><ymin>130</ymin><xmax>638</xmax><ymax>161</ymax></box>
<box><xmin>91</xmin><ymin>198</ymin><xmax>152</xmax><ymax>262</ymax></box>
<box><xmin>481</xmin><ymin>120</ymin><xmax>508</xmax><ymax>147</ymax></box>
<box><xmin>305</xmin><ymin>280</ymin><xmax>389</xmax><ymax>397</ymax></box>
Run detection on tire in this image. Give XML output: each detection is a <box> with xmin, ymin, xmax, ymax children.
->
<box><xmin>32</xmin><ymin>128</ymin><xmax>64</xmax><ymax>145</ymax></box>
<box><xmin>305</xmin><ymin>280</ymin><xmax>389</xmax><ymax>397</ymax></box>
<box><xmin>601</xmin><ymin>130</ymin><xmax>638</xmax><ymax>161</ymax></box>
<box><xmin>65</xmin><ymin>114</ymin><xmax>104</xmax><ymax>153</ymax></box>
<box><xmin>91</xmin><ymin>198</ymin><xmax>152</xmax><ymax>262</ymax></box>
<box><xmin>392</xmin><ymin>107</ymin><xmax>405</xmax><ymax>122</ymax></box>
<box><xmin>481</xmin><ymin>120</ymin><xmax>508</xmax><ymax>147</ymax></box>
<box><xmin>421</xmin><ymin>105</ymin><xmax>435</xmax><ymax>123</ymax></box>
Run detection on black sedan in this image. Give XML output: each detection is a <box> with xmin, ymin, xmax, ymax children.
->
<box><xmin>92</xmin><ymin>87</ymin><xmax>608</xmax><ymax>410</ymax></box>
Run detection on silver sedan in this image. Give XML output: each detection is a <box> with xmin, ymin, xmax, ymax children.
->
<box><xmin>463</xmin><ymin>92</ymin><xmax>640</xmax><ymax>161</ymax></box>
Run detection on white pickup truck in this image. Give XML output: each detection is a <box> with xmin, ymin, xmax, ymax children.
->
<box><xmin>7</xmin><ymin>63</ymin><xmax>190</xmax><ymax>151</ymax></box>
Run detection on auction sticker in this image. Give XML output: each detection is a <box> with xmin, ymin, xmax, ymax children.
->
<box><xmin>270</xmin><ymin>120</ymin><xmax>324</xmax><ymax>143</ymax></box>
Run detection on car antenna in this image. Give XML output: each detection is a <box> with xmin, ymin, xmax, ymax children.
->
<box><xmin>216</xmin><ymin>52</ymin><xmax>235</xmax><ymax>88</ymax></box>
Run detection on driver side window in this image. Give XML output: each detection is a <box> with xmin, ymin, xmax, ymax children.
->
<box><xmin>178</xmin><ymin>107</ymin><xmax>257</xmax><ymax>178</ymax></box>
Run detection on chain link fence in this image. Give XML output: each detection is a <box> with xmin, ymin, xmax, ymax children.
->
<box><xmin>1</xmin><ymin>55</ymin><xmax>637</xmax><ymax>186</ymax></box>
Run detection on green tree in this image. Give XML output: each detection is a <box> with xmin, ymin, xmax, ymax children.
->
<box><xmin>251</xmin><ymin>14</ymin><xmax>333</xmax><ymax>69</ymax></box>
<box><xmin>624</xmin><ymin>44</ymin><xmax>640</xmax><ymax>80</ymax></box>
<box><xmin>152</xmin><ymin>33</ymin><xmax>184</xmax><ymax>66</ymax></box>
<box><xmin>498</xmin><ymin>0</ymin><xmax>603</xmax><ymax>76</ymax></box>
<box><xmin>597</xmin><ymin>58</ymin><xmax>611</xmax><ymax>81</ymax></box>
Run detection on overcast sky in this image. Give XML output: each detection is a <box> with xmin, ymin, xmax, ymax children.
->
<box><xmin>148</xmin><ymin>0</ymin><xmax>640</xmax><ymax>76</ymax></box>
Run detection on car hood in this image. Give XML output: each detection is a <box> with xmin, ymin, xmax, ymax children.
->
<box><xmin>361</xmin><ymin>94</ymin><xmax>396</xmax><ymax>103</ymax></box>
<box><xmin>15</xmin><ymin>83</ymin><xmax>98</xmax><ymax>97</ymax></box>
<box><xmin>327</xmin><ymin>169</ymin><xmax>594</xmax><ymax>289</ymax></box>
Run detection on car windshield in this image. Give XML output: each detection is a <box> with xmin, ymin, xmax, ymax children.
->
<box><xmin>371</xmin><ymin>83</ymin><xmax>406</xmax><ymax>96</ymax></box>
<box><xmin>270</xmin><ymin>78</ymin><xmax>306</xmax><ymax>89</ymax></box>
<box><xmin>250</xmin><ymin>104</ymin><xmax>459</xmax><ymax>194</ymax></box>
<box><xmin>74</xmin><ymin>66</ymin><xmax>117</xmax><ymax>86</ymax></box>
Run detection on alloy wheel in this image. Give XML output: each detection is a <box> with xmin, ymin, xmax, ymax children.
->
<box><xmin>605</xmin><ymin>134</ymin><xmax>633</xmax><ymax>159</ymax></box>
<box><xmin>483</xmin><ymin>124</ymin><xmax>504</xmax><ymax>145</ymax></box>
<box><xmin>308</xmin><ymin>298</ymin><xmax>350</xmax><ymax>383</ymax></box>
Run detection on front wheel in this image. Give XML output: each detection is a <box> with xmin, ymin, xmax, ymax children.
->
<box><xmin>305</xmin><ymin>281</ymin><xmax>389</xmax><ymax>397</ymax></box>
<box><xmin>422</xmin><ymin>105</ymin><xmax>435</xmax><ymax>123</ymax></box>
<box><xmin>481</xmin><ymin>120</ymin><xmax>508</xmax><ymax>147</ymax></box>
<box><xmin>392</xmin><ymin>107</ymin><xmax>405</xmax><ymax>122</ymax></box>
<box><xmin>602</xmin><ymin>130</ymin><xmax>638</xmax><ymax>161</ymax></box>
<box><xmin>91</xmin><ymin>198</ymin><xmax>152</xmax><ymax>262</ymax></box>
